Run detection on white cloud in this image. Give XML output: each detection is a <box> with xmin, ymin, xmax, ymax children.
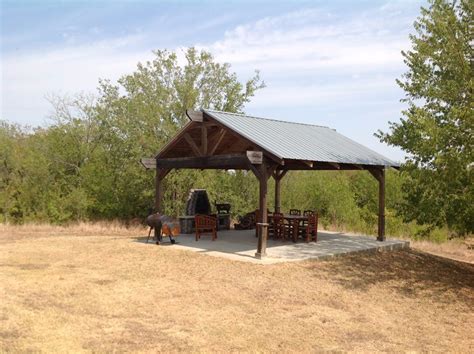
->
<box><xmin>203</xmin><ymin>7</ymin><xmax>410</xmax><ymax>70</ymax></box>
<box><xmin>253</xmin><ymin>77</ymin><xmax>398</xmax><ymax>106</ymax></box>
<box><xmin>1</xmin><ymin>34</ymin><xmax>152</xmax><ymax>125</ymax></box>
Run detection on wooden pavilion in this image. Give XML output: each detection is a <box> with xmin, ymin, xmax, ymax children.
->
<box><xmin>153</xmin><ymin>109</ymin><xmax>399</xmax><ymax>258</ymax></box>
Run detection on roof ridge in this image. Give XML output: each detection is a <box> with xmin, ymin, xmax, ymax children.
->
<box><xmin>203</xmin><ymin>108</ymin><xmax>330</xmax><ymax>129</ymax></box>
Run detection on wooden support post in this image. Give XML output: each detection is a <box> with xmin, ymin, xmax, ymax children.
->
<box><xmin>273</xmin><ymin>170</ymin><xmax>287</xmax><ymax>213</ymax></box>
<box><xmin>378</xmin><ymin>168</ymin><xmax>385</xmax><ymax>241</ymax></box>
<box><xmin>368</xmin><ymin>167</ymin><xmax>385</xmax><ymax>241</ymax></box>
<box><xmin>154</xmin><ymin>172</ymin><xmax>163</xmax><ymax>213</ymax></box>
<box><xmin>201</xmin><ymin>124</ymin><xmax>207</xmax><ymax>155</ymax></box>
<box><xmin>255</xmin><ymin>161</ymin><xmax>268</xmax><ymax>259</ymax></box>
<box><xmin>154</xmin><ymin>163</ymin><xmax>170</xmax><ymax>214</ymax></box>
<box><xmin>154</xmin><ymin>169</ymin><xmax>162</xmax><ymax>243</ymax></box>
<box><xmin>275</xmin><ymin>176</ymin><xmax>281</xmax><ymax>213</ymax></box>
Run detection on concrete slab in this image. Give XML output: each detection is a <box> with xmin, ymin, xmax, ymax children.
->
<box><xmin>139</xmin><ymin>229</ymin><xmax>409</xmax><ymax>264</ymax></box>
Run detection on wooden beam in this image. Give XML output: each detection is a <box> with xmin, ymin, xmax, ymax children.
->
<box><xmin>274</xmin><ymin>176</ymin><xmax>281</xmax><ymax>213</ymax></box>
<box><xmin>272</xmin><ymin>170</ymin><xmax>288</xmax><ymax>180</ymax></box>
<box><xmin>186</xmin><ymin>109</ymin><xmax>203</xmax><ymax>122</ymax></box>
<box><xmin>155</xmin><ymin>167</ymin><xmax>166</xmax><ymax>213</ymax></box>
<box><xmin>156</xmin><ymin>121</ymin><xmax>194</xmax><ymax>158</ymax></box>
<box><xmin>202</xmin><ymin>121</ymin><xmax>219</xmax><ymax>127</ymax></box>
<box><xmin>228</xmin><ymin>138</ymin><xmax>254</xmax><ymax>153</ymax></box>
<box><xmin>255</xmin><ymin>161</ymin><xmax>268</xmax><ymax>259</ymax></box>
<box><xmin>140</xmin><ymin>157</ymin><xmax>156</xmax><ymax>170</ymax></box>
<box><xmin>368</xmin><ymin>168</ymin><xmax>385</xmax><ymax>241</ymax></box>
<box><xmin>208</xmin><ymin>128</ymin><xmax>226</xmax><ymax>155</ymax></box>
<box><xmin>378</xmin><ymin>169</ymin><xmax>386</xmax><ymax>241</ymax></box>
<box><xmin>266</xmin><ymin>163</ymin><xmax>278</xmax><ymax>180</ymax></box>
<box><xmin>368</xmin><ymin>168</ymin><xmax>381</xmax><ymax>181</ymax></box>
<box><xmin>184</xmin><ymin>133</ymin><xmax>202</xmax><ymax>157</ymax></box>
<box><xmin>154</xmin><ymin>175</ymin><xmax>162</xmax><ymax>212</ymax></box>
<box><xmin>157</xmin><ymin>168</ymin><xmax>170</xmax><ymax>180</ymax></box>
<box><xmin>247</xmin><ymin>161</ymin><xmax>261</xmax><ymax>179</ymax></box>
<box><xmin>279</xmin><ymin>170</ymin><xmax>289</xmax><ymax>180</ymax></box>
<box><xmin>248</xmin><ymin>156</ymin><xmax>272</xmax><ymax>179</ymax></box>
<box><xmin>275</xmin><ymin>161</ymin><xmax>338</xmax><ymax>170</ymax></box>
<box><xmin>157</xmin><ymin>154</ymin><xmax>250</xmax><ymax>169</ymax></box>
<box><xmin>201</xmin><ymin>124</ymin><xmax>207</xmax><ymax>155</ymax></box>
<box><xmin>272</xmin><ymin>169</ymin><xmax>288</xmax><ymax>213</ymax></box>
<box><xmin>280</xmin><ymin>162</ymin><xmax>368</xmax><ymax>171</ymax></box>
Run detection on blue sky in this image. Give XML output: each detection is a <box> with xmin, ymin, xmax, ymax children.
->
<box><xmin>1</xmin><ymin>0</ymin><xmax>426</xmax><ymax>161</ymax></box>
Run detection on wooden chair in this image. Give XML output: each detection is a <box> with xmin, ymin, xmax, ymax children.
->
<box><xmin>304</xmin><ymin>214</ymin><xmax>318</xmax><ymax>242</ymax></box>
<box><xmin>270</xmin><ymin>212</ymin><xmax>286</xmax><ymax>240</ymax></box>
<box><xmin>289</xmin><ymin>209</ymin><xmax>301</xmax><ymax>216</ymax></box>
<box><xmin>195</xmin><ymin>214</ymin><xmax>217</xmax><ymax>241</ymax></box>
<box><xmin>299</xmin><ymin>210</ymin><xmax>315</xmax><ymax>238</ymax></box>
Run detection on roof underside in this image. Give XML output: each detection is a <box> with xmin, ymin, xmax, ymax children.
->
<box><xmin>203</xmin><ymin>109</ymin><xmax>398</xmax><ymax>167</ymax></box>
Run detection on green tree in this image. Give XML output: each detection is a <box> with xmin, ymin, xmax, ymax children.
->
<box><xmin>0</xmin><ymin>121</ymin><xmax>22</xmax><ymax>222</ymax></box>
<box><xmin>43</xmin><ymin>48</ymin><xmax>265</xmax><ymax>219</ymax></box>
<box><xmin>377</xmin><ymin>0</ymin><xmax>473</xmax><ymax>235</ymax></box>
<box><xmin>0</xmin><ymin>48</ymin><xmax>265</xmax><ymax>223</ymax></box>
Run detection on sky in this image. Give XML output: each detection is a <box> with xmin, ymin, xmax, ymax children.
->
<box><xmin>1</xmin><ymin>0</ymin><xmax>427</xmax><ymax>162</ymax></box>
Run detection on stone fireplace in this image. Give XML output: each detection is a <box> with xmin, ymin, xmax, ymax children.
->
<box><xmin>178</xmin><ymin>189</ymin><xmax>231</xmax><ymax>234</ymax></box>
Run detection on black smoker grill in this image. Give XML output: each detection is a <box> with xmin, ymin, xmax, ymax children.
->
<box><xmin>179</xmin><ymin>189</ymin><xmax>231</xmax><ymax>233</ymax></box>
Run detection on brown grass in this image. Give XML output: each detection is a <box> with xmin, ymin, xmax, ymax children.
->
<box><xmin>411</xmin><ymin>238</ymin><xmax>474</xmax><ymax>264</ymax></box>
<box><xmin>1</xmin><ymin>223</ymin><xmax>473</xmax><ymax>352</ymax></box>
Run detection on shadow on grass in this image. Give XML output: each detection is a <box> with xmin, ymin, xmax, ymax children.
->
<box><xmin>306</xmin><ymin>249</ymin><xmax>474</xmax><ymax>302</ymax></box>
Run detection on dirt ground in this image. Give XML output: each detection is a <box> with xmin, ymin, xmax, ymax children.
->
<box><xmin>1</xmin><ymin>223</ymin><xmax>473</xmax><ymax>352</ymax></box>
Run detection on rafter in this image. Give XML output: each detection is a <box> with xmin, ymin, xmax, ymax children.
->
<box><xmin>201</xmin><ymin>125</ymin><xmax>207</xmax><ymax>155</ymax></box>
<box><xmin>208</xmin><ymin>128</ymin><xmax>226</xmax><ymax>155</ymax></box>
<box><xmin>184</xmin><ymin>133</ymin><xmax>202</xmax><ymax>157</ymax></box>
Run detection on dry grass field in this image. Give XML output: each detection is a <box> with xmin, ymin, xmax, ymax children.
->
<box><xmin>410</xmin><ymin>239</ymin><xmax>474</xmax><ymax>265</ymax></box>
<box><xmin>1</xmin><ymin>223</ymin><xmax>473</xmax><ymax>352</ymax></box>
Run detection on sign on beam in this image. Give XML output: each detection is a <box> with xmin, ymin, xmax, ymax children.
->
<box><xmin>140</xmin><ymin>158</ymin><xmax>156</xmax><ymax>170</ymax></box>
<box><xmin>246</xmin><ymin>151</ymin><xmax>263</xmax><ymax>164</ymax></box>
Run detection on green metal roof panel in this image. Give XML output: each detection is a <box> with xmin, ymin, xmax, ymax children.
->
<box><xmin>203</xmin><ymin>109</ymin><xmax>399</xmax><ymax>167</ymax></box>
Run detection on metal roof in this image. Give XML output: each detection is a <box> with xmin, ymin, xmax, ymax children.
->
<box><xmin>203</xmin><ymin>109</ymin><xmax>399</xmax><ymax>167</ymax></box>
